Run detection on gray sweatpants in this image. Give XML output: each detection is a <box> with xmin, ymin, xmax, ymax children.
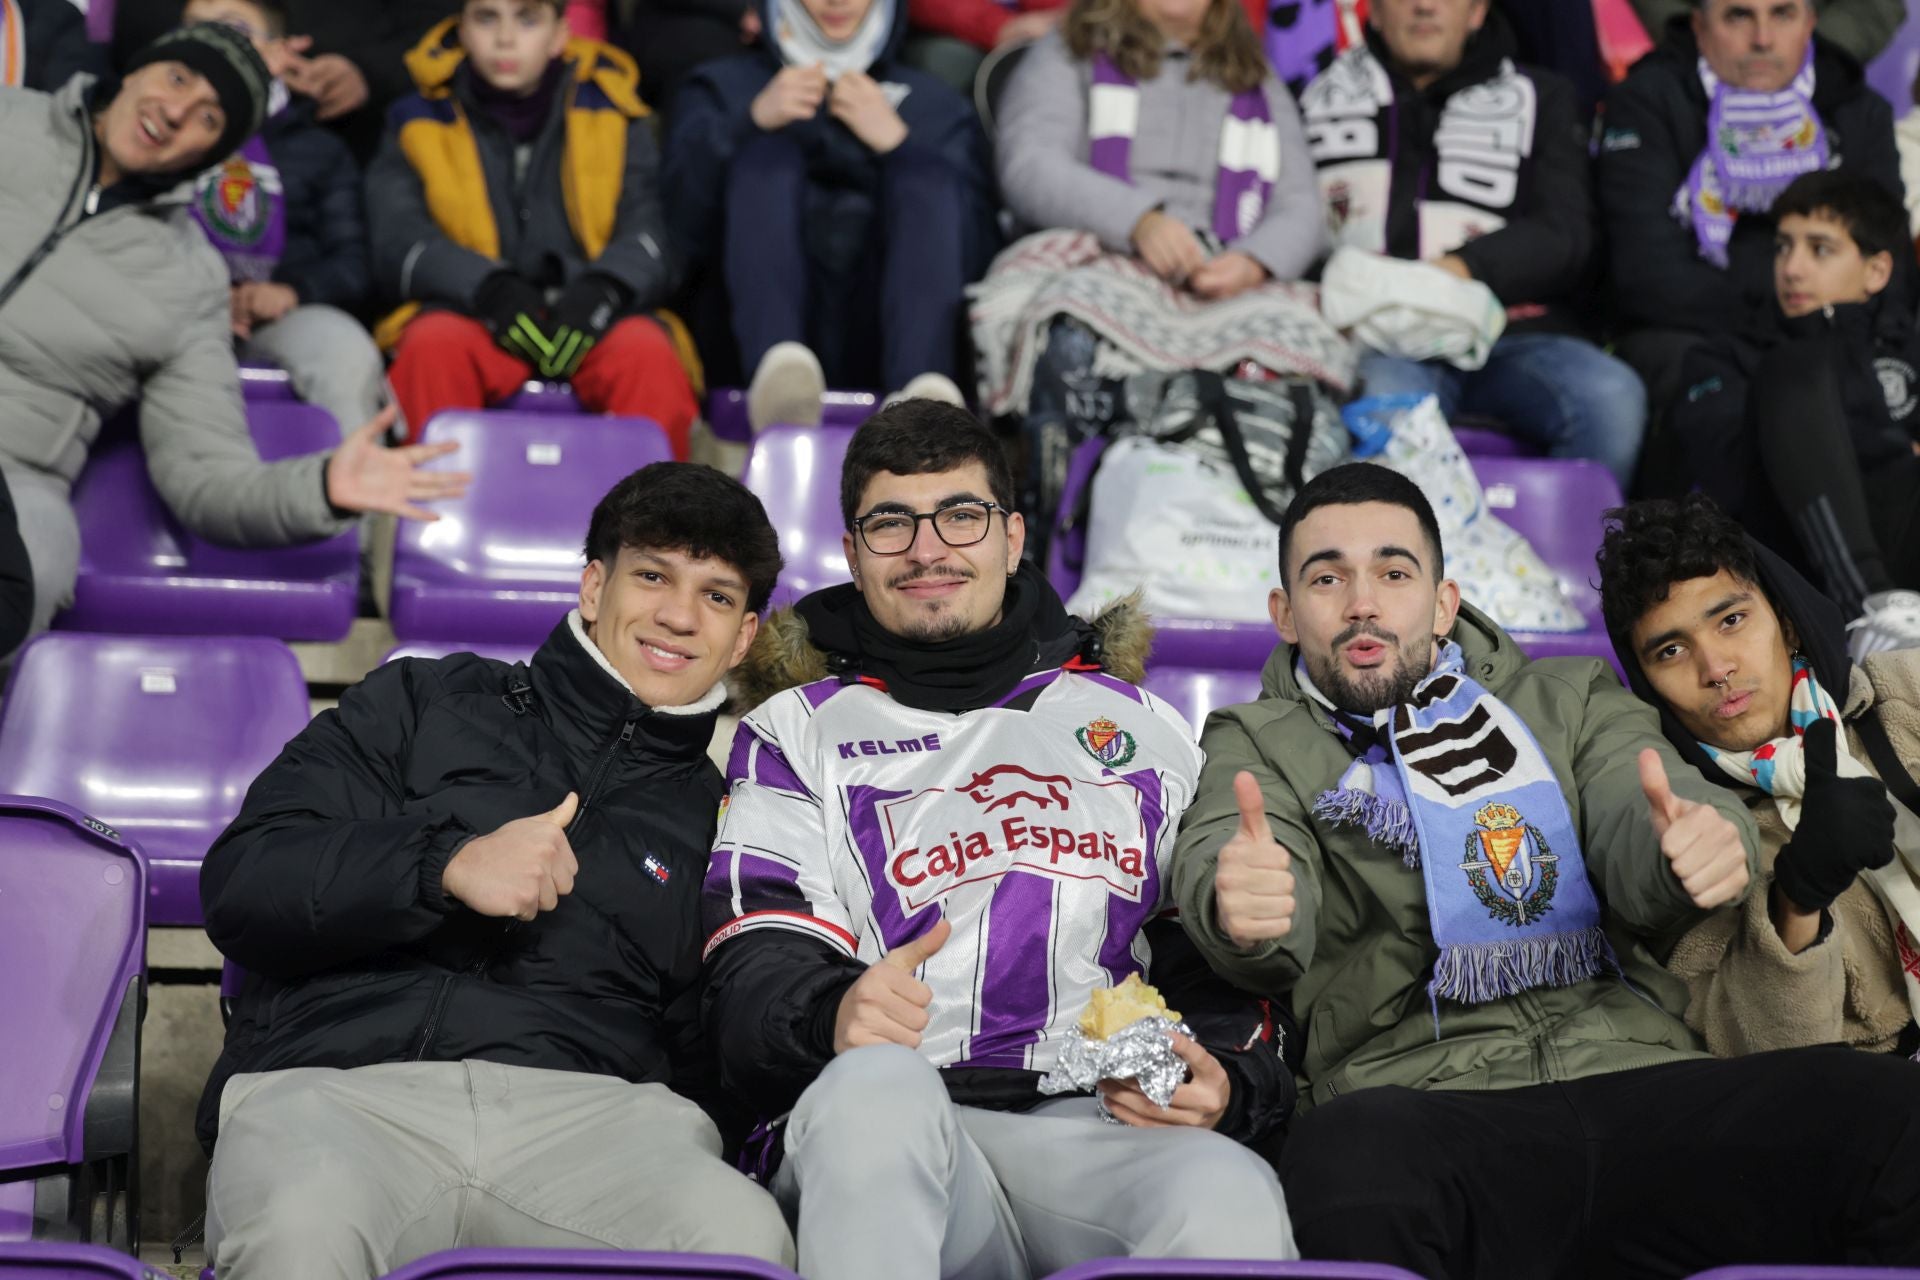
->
<box><xmin>771</xmin><ymin>1045</ymin><xmax>1296</xmax><ymax>1280</ymax></box>
<box><xmin>237</xmin><ymin>304</ymin><xmax>394</xmax><ymax>437</ymax></box>
<box><xmin>205</xmin><ymin>1060</ymin><xmax>794</xmax><ymax>1280</ymax></box>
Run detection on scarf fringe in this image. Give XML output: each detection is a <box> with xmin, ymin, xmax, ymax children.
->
<box><xmin>1313</xmin><ymin>787</ymin><xmax>1420</xmax><ymax>867</ymax></box>
<box><xmin>1428</xmin><ymin>926</ymin><xmax>1613</xmax><ymax>1006</ymax></box>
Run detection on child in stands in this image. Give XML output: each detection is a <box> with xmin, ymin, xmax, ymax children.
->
<box><xmin>368</xmin><ymin>0</ymin><xmax>700</xmax><ymax>456</ymax></box>
<box><xmin>181</xmin><ymin>0</ymin><xmax>391</xmax><ymax>438</ymax></box>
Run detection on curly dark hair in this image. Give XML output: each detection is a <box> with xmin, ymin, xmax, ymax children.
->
<box><xmin>1595</xmin><ymin>493</ymin><xmax>1762</xmax><ymax>643</ymax></box>
<box><xmin>583</xmin><ymin>462</ymin><xmax>785</xmax><ymax>614</ymax></box>
<box><xmin>839</xmin><ymin>400</ymin><xmax>1016</xmax><ymax>527</ymax></box>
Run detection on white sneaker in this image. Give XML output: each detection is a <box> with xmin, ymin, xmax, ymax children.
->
<box><xmin>746</xmin><ymin>342</ymin><xmax>825</xmax><ymax>433</ymax></box>
<box><xmin>884</xmin><ymin>372</ymin><xmax>967</xmax><ymax>410</ymax></box>
<box><xmin>1846</xmin><ymin>589</ymin><xmax>1920</xmax><ymax>661</ymax></box>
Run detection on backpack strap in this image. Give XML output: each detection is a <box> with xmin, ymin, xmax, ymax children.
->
<box><xmin>1854</xmin><ymin>706</ymin><xmax>1920</xmax><ymax>814</ymax></box>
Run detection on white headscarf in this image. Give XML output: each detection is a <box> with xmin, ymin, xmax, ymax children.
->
<box><xmin>769</xmin><ymin>0</ymin><xmax>894</xmax><ymax>80</ymax></box>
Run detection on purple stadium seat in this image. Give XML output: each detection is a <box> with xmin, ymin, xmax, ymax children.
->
<box><xmin>0</xmin><ymin>799</ymin><xmax>145</xmax><ymax>1249</ymax></box>
<box><xmin>0</xmin><ymin>634</ymin><xmax>312</xmax><ymax>927</ymax></box>
<box><xmin>1451</xmin><ymin>426</ymin><xmax>1533</xmax><ymax>457</ymax></box>
<box><xmin>389</xmin><ymin>413</ymin><xmax>673</xmax><ymax>645</ymax></box>
<box><xmin>1143</xmin><ymin>667</ymin><xmax>1265</xmax><ymax>736</ymax></box>
<box><xmin>0</xmin><ymin>1242</ymin><xmax>168</xmax><ymax>1278</ymax></box>
<box><xmin>705</xmin><ymin>389</ymin><xmax>880</xmax><ymax>443</ymax></box>
<box><xmin>742</xmin><ymin>426</ymin><xmax>856</xmax><ymax>610</ymax></box>
<box><xmin>505</xmin><ymin>382</ymin><xmax>585</xmax><ymax>414</ymax></box>
<box><xmin>1042</xmin><ymin>1262</ymin><xmax>1428</xmax><ymax>1279</ymax></box>
<box><xmin>383</xmin><ymin>642</ymin><xmax>539</xmax><ymax>665</ymax></box>
<box><xmin>236</xmin><ymin>364</ymin><xmax>293</xmax><ymax>402</ymax></box>
<box><xmin>56</xmin><ymin>403</ymin><xmax>358</xmax><ymax>642</ymax></box>
<box><xmin>376</xmin><ymin>1248</ymin><xmax>802</xmax><ymax>1280</ymax></box>
<box><xmin>1048</xmin><ymin>442</ymin><xmax>1623</xmax><ymax>675</ymax></box>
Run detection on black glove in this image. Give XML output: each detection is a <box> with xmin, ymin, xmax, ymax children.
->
<box><xmin>541</xmin><ymin>273</ymin><xmax>629</xmax><ymax>379</ymax></box>
<box><xmin>474</xmin><ymin>272</ymin><xmax>552</xmax><ymax>367</ymax></box>
<box><xmin>1772</xmin><ymin>718</ymin><xmax>1898</xmax><ymax>913</ymax></box>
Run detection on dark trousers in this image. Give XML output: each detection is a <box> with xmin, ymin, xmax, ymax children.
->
<box><xmin>722</xmin><ymin>130</ymin><xmax>970</xmax><ymax>390</ymax></box>
<box><xmin>1751</xmin><ymin>342</ymin><xmax>1920</xmax><ymax>615</ymax></box>
<box><xmin>1279</xmin><ymin>1046</ymin><xmax>1920</xmax><ymax>1279</ymax></box>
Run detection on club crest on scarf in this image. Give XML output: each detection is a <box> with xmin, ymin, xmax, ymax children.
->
<box><xmin>1076</xmin><ymin>717</ymin><xmax>1138</xmax><ymax>768</ymax></box>
<box><xmin>190</xmin><ymin>137</ymin><xmax>287</xmax><ymax>283</ymax></box>
<box><xmin>1305</xmin><ymin>640</ymin><xmax>1616</xmax><ymax>1008</ymax></box>
<box><xmin>1461</xmin><ymin>801</ymin><xmax>1559</xmax><ymax>927</ymax></box>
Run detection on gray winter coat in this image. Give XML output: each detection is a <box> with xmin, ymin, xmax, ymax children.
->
<box><xmin>0</xmin><ymin>77</ymin><xmax>347</xmax><ymax>545</ymax></box>
<box><xmin>995</xmin><ymin>32</ymin><xmax>1324</xmax><ymax>280</ymax></box>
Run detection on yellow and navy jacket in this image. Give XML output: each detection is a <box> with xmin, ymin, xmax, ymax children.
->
<box><xmin>366</xmin><ymin>17</ymin><xmax>693</xmax><ymax>376</ymax></box>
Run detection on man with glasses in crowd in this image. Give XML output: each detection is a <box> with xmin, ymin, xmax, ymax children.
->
<box><xmin>700</xmin><ymin>400</ymin><xmax>1298</xmax><ymax>1279</ymax></box>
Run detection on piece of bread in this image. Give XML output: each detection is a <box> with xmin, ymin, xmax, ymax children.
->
<box><xmin>1077</xmin><ymin>973</ymin><xmax>1180</xmax><ymax>1040</ymax></box>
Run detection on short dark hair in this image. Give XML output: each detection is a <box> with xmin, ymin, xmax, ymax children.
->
<box><xmin>583</xmin><ymin>462</ymin><xmax>784</xmax><ymax>614</ymax></box>
<box><xmin>1772</xmin><ymin>170</ymin><xmax>1909</xmax><ymax>262</ymax></box>
<box><xmin>839</xmin><ymin>401</ymin><xmax>1016</xmax><ymax>527</ymax></box>
<box><xmin>1595</xmin><ymin>493</ymin><xmax>1760</xmax><ymax>642</ymax></box>
<box><xmin>1277</xmin><ymin>464</ymin><xmax>1444</xmax><ymax>583</ymax></box>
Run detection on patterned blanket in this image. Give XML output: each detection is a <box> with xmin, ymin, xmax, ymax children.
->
<box><xmin>968</xmin><ymin>229</ymin><xmax>1357</xmax><ymax>416</ymax></box>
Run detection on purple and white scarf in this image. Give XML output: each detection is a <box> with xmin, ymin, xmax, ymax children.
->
<box><xmin>1680</xmin><ymin>48</ymin><xmax>1828</xmax><ymax>268</ymax></box>
<box><xmin>1303</xmin><ymin>641</ymin><xmax>1617</xmax><ymax>1010</ymax></box>
<box><xmin>189</xmin><ymin>82</ymin><xmax>293</xmax><ymax>284</ymax></box>
<box><xmin>1088</xmin><ymin>52</ymin><xmax>1278</xmax><ymax>244</ymax></box>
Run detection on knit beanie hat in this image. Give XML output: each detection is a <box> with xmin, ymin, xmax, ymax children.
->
<box><xmin>122</xmin><ymin>23</ymin><xmax>272</xmax><ymax>168</ymax></box>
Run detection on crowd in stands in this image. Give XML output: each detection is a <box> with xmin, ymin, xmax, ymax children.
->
<box><xmin>8</xmin><ymin>0</ymin><xmax>1920</xmax><ymax>1277</ymax></box>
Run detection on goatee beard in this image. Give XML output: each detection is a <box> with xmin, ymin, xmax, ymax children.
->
<box><xmin>1307</xmin><ymin>624</ymin><xmax>1434</xmax><ymax>715</ymax></box>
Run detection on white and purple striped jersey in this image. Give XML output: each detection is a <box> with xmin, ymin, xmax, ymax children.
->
<box><xmin>704</xmin><ymin>667</ymin><xmax>1203</xmax><ymax>1074</ymax></box>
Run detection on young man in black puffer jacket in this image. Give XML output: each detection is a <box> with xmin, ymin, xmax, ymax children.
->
<box><xmin>197</xmin><ymin>462</ymin><xmax>795</xmax><ymax>1280</ymax></box>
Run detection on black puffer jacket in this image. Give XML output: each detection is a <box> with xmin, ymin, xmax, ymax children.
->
<box><xmin>1597</xmin><ymin>24</ymin><xmax>1902</xmax><ymax>338</ymax></box>
<box><xmin>196</xmin><ymin>615</ymin><xmax>727</xmax><ymax>1149</ymax></box>
<box><xmin>263</xmin><ymin>96</ymin><xmax>372</xmax><ymax>313</ymax></box>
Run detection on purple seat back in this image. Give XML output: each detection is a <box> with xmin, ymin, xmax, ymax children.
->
<box><xmin>390</xmin><ymin>413</ymin><xmax>673</xmax><ymax>645</ymax></box>
<box><xmin>236</xmin><ymin>364</ymin><xmax>294</xmax><ymax>402</ymax></box>
<box><xmin>383</xmin><ymin>642</ymin><xmax>540</xmax><ymax>665</ymax></box>
<box><xmin>504</xmin><ymin>382</ymin><xmax>585</xmax><ymax>414</ymax></box>
<box><xmin>0</xmin><ymin>799</ymin><xmax>144</xmax><ymax>1241</ymax></box>
<box><xmin>0</xmin><ymin>634</ymin><xmax>311</xmax><ymax>927</ymax></box>
<box><xmin>1142</xmin><ymin>666</ymin><xmax>1266</xmax><ymax>737</ymax></box>
<box><xmin>0</xmin><ymin>1242</ymin><xmax>168</xmax><ymax>1278</ymax></box>
<box><xmin>1043</xmin><ymin>1262</ymin><xmax>1429</xmax><ymax>1279</ymax></box>
<box><xmin>1451</xmin><ymin>426</ymin><xmax>1533</xmax><ymax>457</ymax></box>
<box><xmin>705</xmin><ymin>390</ymin><xmax>880</xmax><ymax>443</ymax></box>
<box><xmin>58</xmin><ymin>402</ymin><xmax>358</xmax><ymax>642</ymax></box>
<box><xmin>377</xmin><ymin>1248</ymin><xmax>802</xmax><ymax>1280</ymax></box>
<box><xmin>742</xmin><ymin>426</ymin><xmax>856</xmax><ymax>610</ymax></box>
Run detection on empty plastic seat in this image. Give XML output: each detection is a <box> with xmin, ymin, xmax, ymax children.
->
<box><xmin>706</xmin><ymin>389</ymin><xmax>880</xmax><ymax>443</ymax></box>
<box><xmin>0</xmin><ymin>799</ymin><xmax>146</xmax><ymax>1249</ymax></box>
<box><xmin>383</xmin><ymin>642</ymin><xmax>539</xmax><ymax>665</ymax></box>
<box><xmin>377</xmin><ymin>1247</ymin><xmax>802</xmax><ymax>1280</ymax></box>
<box><xmin>236</xmin><ymin>364</ymin><xmax>294</xmax><ymax>402</ymax></box>
<box><xmin>1473</xmin><ymin>456</ymin><xmax>1624</xmax><ymax>675</ymax></box>
<box><xmin>1143</xmin><ymin>667</ymin><xmax>1265</xmax><ymax>736</ymax></box>
<box><xmin>1042</xmin><ymin>1261</ymin><xmax>1430</xmax><ymax>1279</ymax></box>
<box><xmin>505</xmin><ymin>381</ymin><xmax>585</xmax><ymax>414</ymax></box>
<box><xmin>742</xmin><ymin>425</ymin><xmax>856</xmax><ymax>610</ymax></box>
<box><xmin>0</xmin><ymin>634</ymin><xmax>311</xmax><ymax>927</ymax></box>
<box><xmin>57</xmin><ymin>402</ymin><xmax>359</xmax><ymax>642</ymax></box>
<box><xmin>389</xmin><ymin>413</ymin><xmax>673</xmax><ymax>645</ymax></box>
<box><xmin>0</xmin><ymin>1242</ymin><xmax>167</xmax><ymax>1277</ymax></box>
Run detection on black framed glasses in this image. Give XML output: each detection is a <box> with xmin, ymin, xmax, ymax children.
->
<box><xmin>851</xmin><ymin>501</ymin><xmax>1005</xmax><ymax>555</ymax></box>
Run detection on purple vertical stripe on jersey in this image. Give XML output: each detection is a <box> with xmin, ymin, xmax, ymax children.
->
<box><xmin>1098</xmin><ymin>767</ymin><xmax>1167</xmax><ymax>983</ymax></box>
<box><xmin>748</xmin><ymin>736</ymin><xmax>814</xmax><ymax>799</ymax></box>
<box><xmin>968</xmin><ymin>871</ymin><xmax>1057</xmax><ymax>1067</ymax></box>
<box><xmin>1076</xmin><ymin>671</ymin><xmax>1148</xmax><ymax>705</ymax></box>
<box><xmin>723</xmin><ymin>723</ymin><xmax>757</xmax><ymax>784</ymax></box>
<box><xmin>846</xmin><ymin>783</ymin><xmax>925</xmax><ymax>950</ymax></box>
<box><xmin>734</xmin><ymin>850</ymin><xmax>806</xmax><ymax>906</ymax></box>
<box><xmin>800</xmin><ymin>679</ymin><xmax>846</xmax><ymax>710</ymax></box>
<box><xmin>990</xmin><ymin>669</ymin><xmax>1063</xmax><ymax>708</ymax></box>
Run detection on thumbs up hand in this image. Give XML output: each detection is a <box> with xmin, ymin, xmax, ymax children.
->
<box><xmin>442</xmin><ymin>792</ymin><xmax>582</xmax><ymax>920</ymax></box>
<box><xmin>1213</xmin><ymin>771</ymin><xmax>1297</xmax><ymax>949</ymax></box>
<box><xmin>833</xmin><ymin>917</ymin><xmax>951</xmax><ymax>1054</ymax></box>
<box><xmin>1638</xmin><ymin>749</ymin><xmax>1749</xmax><ymax>909</ymax></box>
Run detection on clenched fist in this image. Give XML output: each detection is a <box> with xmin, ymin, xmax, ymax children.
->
<box><xmin>834</xmin><ymin>917</ymin><xmax>950</xmax><ymax>1053</ymax></box>
<box><xmin>442</xmin><ymin>793</ymin><xmax>580</xmax><ymax>921</ymax></box>
<box><xmin>1639</xmin><ymin>750</ymin><xmax>1749</xmax><ymax>909</ymax></box>
<box><xmin>751</xmin><ymin>63</ymin><xmax>829</xmax><ymax>131</ymax></box>
<box><xmin>1213</xmin><ymin>771</ymin><xmax>1296</xmax><ymax>949</ymax></box>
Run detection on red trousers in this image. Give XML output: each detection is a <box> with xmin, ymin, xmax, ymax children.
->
<box><xmin>389</xmin><ymin>311</ymin><xmax>698</xmax><ymax>458</ymax></box>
